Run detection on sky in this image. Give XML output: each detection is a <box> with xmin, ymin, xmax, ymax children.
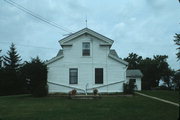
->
<box><xmin>0</xmin><ymin>0</ymin><xmax>180</xmax><ymax>70</ymax></box>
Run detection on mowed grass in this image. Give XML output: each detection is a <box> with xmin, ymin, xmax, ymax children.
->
<box><xmin>0</xmin><ymin>94</ymin><xmax>179</xmax><ymax>120</ymax></box>
<box><xmin>139</xmin><ymin>90</ymin><xmax>179</xmax><ymax>103</ymax></box>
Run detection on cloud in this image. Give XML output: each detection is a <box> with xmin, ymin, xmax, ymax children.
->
<box><xmin>0</xmin><ymin>0</ymin><xmax>179</xmax><ymax>70</ymax></box>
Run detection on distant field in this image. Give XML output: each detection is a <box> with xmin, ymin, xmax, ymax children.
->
<box><xmin>0</xmin><ymin>93</ymin><xmax>179</xmax><ymax>120</ymax></box>
<box><xmin>139</xmin><ymin>90</ymin><xmax>179</xmax><ymax>103</ymax></box>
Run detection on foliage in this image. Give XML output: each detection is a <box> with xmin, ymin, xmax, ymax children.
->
<box><xmin>173</xmin><ymin>71</ymin><xmax>180</xmax><ymax>90</ymax></box>
<box><xmin>0</xmin><ymin>49</ymin><xmax>2</xmax><ymax>68</ymax></box>
<box><xmin>174</xmin><ymin>33</ymin><xmax>180</xmax><ymax>61</ymax></box>
<box><xmin>3</xmin><ymin>43</ymin><xmax>21</xmax><ymax>70</ymax></box>
<box><xmin>93</xmin><ymin>88</ymin><xmax>98</xmax><ymax>95</ymax></box>
<box><xmin>0</xmin><ymin>43</ymin><xmax>48</xmax><ymax>96</ymax></box>
<box><xmin>69</xmin><ymin>89</ymin><xmax>77</xmax><ymax>97</ymax></box>
<box><xmin>124</xmin><ymin>53</ymin><xmax>142</xmax><ymax>69</ymax></box>
<box><xmin>21</xmin><ymin>57</ymin><xmax>47</xmax><ymax>97</ymax></box>
<box><xmin>71</xmin><ymin>89</ymin><xmax>77</xmax><ymax>95</ymax></box>
<box><xmin>123</xmin><ymin>80</ymin><xmax>136</xmax><ymax>94</ymax></box>
<box><xmin>124</xmin><ymin>53</ymin><xmax>174</xmax><ymax>90</ymax></box>
<box><xmin>0</xmin><ymin>43</ymin><xmax>23</xmax><ymax>95</ymax></box>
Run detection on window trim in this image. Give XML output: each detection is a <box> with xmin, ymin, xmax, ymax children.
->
<box><xmin>95</xmin><ymin>68</ymin><xmax>103</xmax><ymax>84</ymax></box>
<box><xmin>69</xmin><ymin>68</ymin><xmax>78</xmax><ymax>84</ymax></box>
<box><xmin>82</xmin><ymin>42</ymin><xmax>90</xmax><ymax>56</ymax></box>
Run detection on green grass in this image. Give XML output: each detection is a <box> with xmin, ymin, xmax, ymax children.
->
<box><xmin>139</xmin><ymin>90</ymin><xmax>179</xmax><ymax>103</ymax></box>
<box><xmin>0</xmin><ymin>94</ymin><xmax>179</xmax><ymax>120</ymax></box>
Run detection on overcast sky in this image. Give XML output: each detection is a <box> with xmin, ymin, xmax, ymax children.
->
<box><xmin>0</xmin><ymin>0</ymin><xmax>179</xmax><ymax>70</ymax></box>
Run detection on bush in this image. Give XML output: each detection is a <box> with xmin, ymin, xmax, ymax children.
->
<box><xmin>21</xmin><ymin>57</ymin><xmax>48</xmax><ymax>97</ymax></box>
<box><xmin>32</xmin><ymin>85</ymin><xmax>48</xmax><ymax>97</ymax></box>
<box><xmin>123</xmin><ymin>81</ymin><xmax>136</xmax><ymax>94</ymax></box>
<box><xmin>71</xmin><ymin>89</ymin><xmax>77</xmax><ymax>95</ymax></box>
<box><xmin>93</xmin><ymin>89</ymin><xmax>98</xmax><ymax>95</ymax></box>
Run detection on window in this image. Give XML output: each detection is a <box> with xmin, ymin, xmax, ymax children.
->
<box><xmin>95</xmin><ymin>68</ymin><xmax>103</xmax><ymax>84</ymax></box>
<box><xmin>129</xmin><ymin>79</ymin><xmax>136</xmax><ymax>83</ymax></box>
<box><xmin>82</xmin><ymin>42</ymin><xmax>90</xmax><ymax>56</ymax></box>
<box><xmin>69</xmin><ymin>68</ymin><xmax>78</xmax><ymax>84</ymax></box>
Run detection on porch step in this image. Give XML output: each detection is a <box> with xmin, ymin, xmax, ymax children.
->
<box><xmin>70</xmin><ymin>95</ymin><xmax>101</xmax><ymax>99</ymax></box>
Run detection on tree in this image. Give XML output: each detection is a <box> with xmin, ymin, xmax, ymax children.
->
<box><xmin>124</xmin><ymin>53</ymin><xmax>142</xmax><ymax>69</ymax></box>
<box><xmin>124</xmin><ymin>53</ymin><xmax>173</xmax><ymax>90</ymax></box>
<box><xmin>153</xmin><ymin>55</ymin><xmax>169</xmax><ymax>86</ymax></box>
<box><xmin>139</xmin><ymin>58</ymin><xmax>156</xmax><ymax>89</ymax></box>
<box><xmin>21</xmin><ymin>57</ymin><xmax>47</xmax><ymax>97</ymax></box>
<box><xmin>161</xmin><ymin>69</ymin><xmax>174</xmax><ymax>88</ymax></box>
<box><xmin>3</xmin><ymin>43</ymin><xmax>21</xmax><ymax>70</ymax></box>
<box><xmin>174</xmin><ymin>33</ymin><xmax>180</xmax><ymax>61</ymax></box>
<box><xmin>0</xmin><ymin>44</ymin><xmax>22</xmax><ymax>95</ymax></box>
<box><xmin>173</xmin><ymin>71</ymin><xmax>180</xmax><ymax>90</ymax></box>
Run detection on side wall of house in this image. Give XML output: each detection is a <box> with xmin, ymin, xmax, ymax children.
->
<box><xmin>47</xmin><ymin>34</ymin><xmax>127</xmax><ymax>93</ymax></box>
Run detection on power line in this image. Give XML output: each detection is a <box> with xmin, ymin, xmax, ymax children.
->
<box><xmin>0</xmin><ymin>41</ymin><xmax>59</xmax><ymax>50</ymax></box>
<box><xmin>3</xmin><ymin>0</ymin><xmax>74</xmax><ymax>34</ymax></box>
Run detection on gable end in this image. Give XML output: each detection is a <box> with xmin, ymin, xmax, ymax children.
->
<box><xmin>59</xmin><ymin>28</ymin><xmax>114</xmax><ymax>47</ymax></box>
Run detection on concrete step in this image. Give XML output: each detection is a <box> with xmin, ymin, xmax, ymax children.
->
<box><xmin>70</xmin><ymin>95</ymin><xmax>101</xmax><ymax>99</ymax></box>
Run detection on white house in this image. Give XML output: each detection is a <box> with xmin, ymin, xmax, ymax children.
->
<box><xmin>46</xmin><ymin>28</ymin><xmax>142</xmax><ymax>94</ymax></box>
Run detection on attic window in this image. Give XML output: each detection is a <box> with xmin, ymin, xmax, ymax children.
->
<box><xmin>82</xmin><ymin>42</ymin><xmax>90</xmax><ymax>56</ymax></box>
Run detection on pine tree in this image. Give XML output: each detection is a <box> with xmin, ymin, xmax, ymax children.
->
<box><xmin>0</xmin><ymin>49</ymin><xmax>2</xmax><ymax>68</ymax></box>
<box><xmin>3</xmin><ymin>43</ymin><xmax>21</xmax><ymax>70</ymax></box>
<box><xmin>174</xmin><ymin>33</ymin><xmax>180</xmax><ymax>61</ymax></box>
<box><xmin>1</xmin><ymin>43</ymin><xmax>22</xmax><ymax>95</ymax></box>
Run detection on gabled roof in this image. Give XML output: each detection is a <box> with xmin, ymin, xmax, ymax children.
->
<box><xmin>56</xmin><ymin>49</ymin><xmax>63</xmax><ymax>57</ymax></box>
<box><xmin>59</xmin><ymin>28</ymin><xmax>114</xmax><ymax>46</ymax></box>
<box><xmin>45</xmin><ymin>49</ymin><xmax>64</xmax><ymax>65</ymax></box>
<box><xmin>126</xmin><ymin>69</ymin><xmax>143</xmax><ymax>77</ymax></box>
<box><xmin>108</xmin><ymin>49</ymin><xmax>128</xmax><ymax>66</ymax></box>
<box><xmin>109</xmin><ymin>49</ymin><xmax>119</xmax><ymax>58</ymax></box>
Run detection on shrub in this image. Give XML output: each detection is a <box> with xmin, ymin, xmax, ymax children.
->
<box><xmin>123</xmin><ymin>81</ymin><xmax>136</xmax><ymax>94</ymax></box>
<box><xmin>71</xmin><ymin>89</ymin><xmax>77</xmax><ymax>95</ymax></box>
<box><xmin>93</xmin><ymin>89</ymin><xmax>98</xmax><ymax>95</ymax></box>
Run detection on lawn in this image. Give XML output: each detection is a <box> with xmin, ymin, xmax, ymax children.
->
<box><xmin>0</xmin><ymin>94</ymin><xmax>179</xmax><ymax>120</ymax></box>
<box><xmin>139</xmin><ymin>90</ymin><xmax>179</xmax><ymax>103</ymax></box>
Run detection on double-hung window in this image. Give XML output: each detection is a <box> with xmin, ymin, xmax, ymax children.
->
<box><xmin>95</xmin><ymin>68</ymin><xmax>103</xmax><ymax>84</ymax></box>
<box><xmin>69</xmin><ymin>68</ymin><xmax>78</xmax><ymax>84</ymax></box>
<box><xmin>82</xmin><ymin>42</ymin><xmax>90</xmax><ymax>56</ymax></box>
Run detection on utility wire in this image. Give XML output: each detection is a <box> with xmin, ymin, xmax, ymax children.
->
<box><xmin>0</xmin><ymin>41</ymin><xmax>59</xmax><ymax>50</ymax></box>
<box><xmin>4</xmin><ymin>0</ymin><xmax>74</xmax><ymax>34</ymax></box>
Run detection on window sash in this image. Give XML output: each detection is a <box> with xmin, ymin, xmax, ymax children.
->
<box><xmin>83</xmin><ymin>42</ymin><xmax>90</xmax><ymax>49</ymax></box>
<box><xmin>82</xmin><ymin>42</ymin><xmax>90</xmax><ymax>56</ymax></box>
<box><xmin>69</xmin><ymin>68</ymin><xmax>78</xmax><ymax>84</ymax></box>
